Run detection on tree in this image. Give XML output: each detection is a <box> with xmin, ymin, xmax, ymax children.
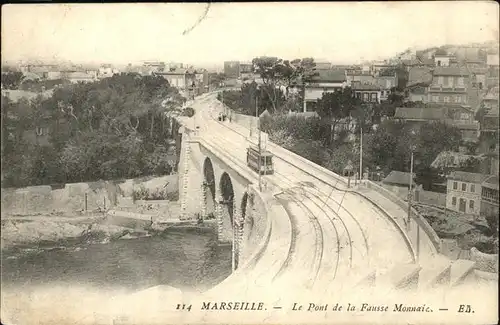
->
<box><xmin>1</xmin><ymin>71</ymin><xmax>24</xmax><ymax>90</ymax></box>
<box><xmin>2</xmin><ymin>73</ymin><xmax>183</xmax><ymax>188</ymax></box>
<box><xmin>315</xmin><ymin>88</ymin><xmax>362</xmax><ymax>146</ymax></box>
<box><xmin>251</xmin><ymin>56</ymin><xmax>287</xmax><ymax>113</ymax></box>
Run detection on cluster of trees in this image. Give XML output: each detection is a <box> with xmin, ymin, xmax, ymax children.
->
<box><xmin>260</xmin><ymin>111</ymin><xmax>463</xmax><ymax>190</ymax></box>
<box><xmin>218</xmin><ymin>56</ymin><xmax>319</xmax><ymax>115</ymax></box>
<box><xmin>215</xmin><ymin>55</ymin><xmax>468</xmax><ymax>191</ymax></box>
<box><xmin>2</xmin><ymin>73</ymin><xmax>186</xmax><ymax>188</ymax></box>
<box><xmin>1</xmin><ymin>71</ymin><xmax>24</xmax><ymax>90</ymax></box>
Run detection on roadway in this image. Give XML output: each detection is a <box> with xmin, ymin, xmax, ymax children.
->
<box><xmin>188</xmin><ymin>92</ymin><xmax>415</xmax><ymax>292</ymax></box>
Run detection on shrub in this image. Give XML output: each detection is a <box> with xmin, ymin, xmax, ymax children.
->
<box><xmin>132</xmin><ymin>186</ymin><xmax>178</xmax><ymax>201</ymax></box>
<box><xmin>182</xmin><ymin>107</ymin><xmax>195</xmax><ymax>117</ymax></box>
<box><xmin>485</xmin><ymin>212</ymin><xmax>499</xmax><ymax>237</ymax></box>
<box><xmin>132</xmin><ymin>186</ymin><xmax>149</xmax><ymax>201</ymax></box>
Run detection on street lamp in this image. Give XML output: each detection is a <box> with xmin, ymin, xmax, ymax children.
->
<box><xmin>407</xmin><ymin>129</ymin><xmax>417</xmax><ymax>229</ymax></box>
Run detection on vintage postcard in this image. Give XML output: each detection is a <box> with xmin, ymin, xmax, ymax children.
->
<box><xmin>1</xmin><ymin>2</ymin><xmax>499</xmax><ymax>325</ymax></box>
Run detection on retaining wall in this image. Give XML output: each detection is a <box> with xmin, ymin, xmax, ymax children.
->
<box><xmin>1</xmin><ymin>176</ymin><xmax>178</xmax><ymax>216</ymax></box>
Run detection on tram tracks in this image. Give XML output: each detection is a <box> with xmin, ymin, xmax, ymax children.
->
<box><xmin>206</xmin><ymin>131</ymin><xmax>325</xmax><ymax>286</ymax></box>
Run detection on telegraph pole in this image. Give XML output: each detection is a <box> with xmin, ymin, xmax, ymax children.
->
<box><xmin>359</xmin><ymin>125</ymin><xmax>363</xmax><ymax>183</ymax></box>
<box><xmin>257</xmin><ymin>97</ymin><xmax>262</xmax><ymax>192</ymax></box>
<box><xmin>407</xmin><ymin>150</ymin><xmax>414</xmax><ymax>230</ymax></box>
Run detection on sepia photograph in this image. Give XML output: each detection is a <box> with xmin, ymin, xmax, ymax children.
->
<box><xmin>1</xmin><ymin>2</ymin><xmax>499</xmax><ymax>324</ymax></box>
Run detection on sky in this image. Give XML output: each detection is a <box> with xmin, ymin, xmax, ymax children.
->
<box><xmin>2</xmin><ymin>2</ymin><xmax>499</xmax><ymax>67</ymax></box>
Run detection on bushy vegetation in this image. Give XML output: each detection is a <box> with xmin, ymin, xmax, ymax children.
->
<box><xmin>1</xmin><ymin>73</ymin><xmax>186</xmax><ymax>188</ymax></box>
<box><xmin>132</xmin><ymin>185</ymin><xmax>179</xmax><ymax>201</ymax></box>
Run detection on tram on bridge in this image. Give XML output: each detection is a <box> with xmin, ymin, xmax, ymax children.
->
<box><xmin>246</xmin><ymin>145</ymin><xmax>274</xmax><ymax>175</ymax></box>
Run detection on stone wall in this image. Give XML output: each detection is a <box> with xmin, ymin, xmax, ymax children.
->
<box><xmin>1</xmin><ymin>176</ymin><xmax>178</xmax><ymax>217</ymax></box>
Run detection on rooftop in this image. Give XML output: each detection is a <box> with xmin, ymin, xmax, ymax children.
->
<box><xmin>394</xmin><ymin>107</ymin><xmax>448</xmax><ymax>120</ymax></box>
<box><xmin>482</xmin><ymin>175</ymin><xmax>499</xmax><ymax>190</ymax></box>
<box><xmin>351</xmin><ymin>82</ymin><xmax>381</xmax><ymax>90</ymax></box>
<box><xmin>382</xmin><ymin>171</ymin><xmax>414</xmax><ymax>186</ymax></box>
<box><xmin>310</xmin><ymin>69</ymin><xmax>346</xmax><ymax>83</ymax></box>
<box><xmin>447</xmin><ymin>171</ymin><xmax>490</xmax><ymax>184</ymax></box>
<box><xmin>431</xmin><ymin>151</ymin><xmax>485</xmax><ymax>169</ymax></box>
<box><xmin>408</xmin><ymin>67</ymin><xmax>433</xmax><ymax>86</ymax></box>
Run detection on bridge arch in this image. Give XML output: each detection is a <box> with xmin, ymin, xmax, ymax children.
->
<box><xmin>202</xmin><ymin>157</ymin><xmax>216</xmax><ymax>217</ymax></box>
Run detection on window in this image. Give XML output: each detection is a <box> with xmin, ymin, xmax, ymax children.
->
<box><xmin>469</xmin><ymin>200</ymin><xmax>474</xmax><ymax>210</ymax></box>
<box><xmin>432</xmin><ymin>96</ymin><xmax>439</xmax><ymax>102</ymax></box>
<box><xmin>462</xmin><ymin>183</ymin><xmax>466</xmax><ymax>191</ymax></box>
<box><xmin>363</xmin><ymin>93</ymin><xmax>369</xmax><ymax>101</ymax></box>
<box><xmin>438</xmin><ymin>76</ymin><xmax>444</xmax><ymax>85</ymax></box>
<box><xmin>457</xmin><ymin>77</ymin><xmax>464</xmax><ymax>87</ymax></box>
<box><xmin>370</xmin><ymin>93</ymin><xmax>377</xmax><ymax>102</ymax></box>
<box><xmin>452</xmin><ymin>197</ymin><xmax>457</xmax><ymax>205</ymax></box>
<box><xmin>456</xmin><ymin>96</ymin><xmax>462</xmax><ymax>103</ymax></box>
<box><xmin>453</xmin><ymin>181</ymin><xmax>458</xmax><ymax>190</ymax></box>
<box><xmin>471</xmin><ymin>184</ymin><xmax>475</xmax><ymax>193</ymax></box>
<box><xmin>437</xmin><ymin>61</ymin><xmax>442</xmax><ymax>66</ymax></box>
<box><xmin>444</xmin><ymin>96</ymin><xmax>450</xmax><ymax>103</ymax></box>
<box><xmin>479</xmin><ymin>82</ymin><xmax>483</xmax><ymax>90</ymax></box>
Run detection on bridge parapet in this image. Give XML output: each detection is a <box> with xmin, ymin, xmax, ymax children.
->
<box><xmin>361</xmin><ymin>180</ymin><xmax>441</xmax><ymax>255</ymax></box>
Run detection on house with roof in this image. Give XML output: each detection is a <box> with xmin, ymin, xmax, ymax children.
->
<box><xmin>446</xmin><ymin>171</ymin><xmax>499</xmax><ymax>216</ymax></box>
<box><xmin>351</xmin><ymin>82</ymin><xmax>382</xmax><ymax>104</ymax></box>
<box><xmin>481</xmin><ymin>175</ymin><xmax>499</xmax><ymax>216</ymax></box>
<box><xmin>405</xmin><ymin>67</ymin><xmax>433</xmax><ymax>103</ymax></box>
<box><xmin>434</xmin><ymin>53</ymin><xmax>454</xmax><ymax>67</ymax></box>
<box><xmin>483</xmin><ymin>86</ymin><xmax>499</xmax><ymax>111</ymax></box>
<box><xmin>302</xmin><ymin>69</ymin><xmax>347</xmax><ymax>113</ymax></box>
<box><xmin>345</xmin><ymin>69</ymin><xmax>374</xmax><ymax>86</ymax></box>
<box><xmin>394</xmin><ymin>106</ymin><xmax>480</xmax><ymax>142</ymax></box>
<box><xmin>428</xmin><ymin>66</ymin><xmax>471</xmax><ymax>106</ymax></box>
<box><xmin>446</xmin><ymin>171</ymin><xmax>488</xmax><ymax>215</ymax></box>
<box><xmin>381</xmin><ymin>171</ymin><xmax>415</xmax><ymax>198</ymax></box>
<box><xmin>375</xmin><ymin>73</ymin><xmax>398</xmax><ymax>101</ymax></box>
<box><xmin>431</xmin><ymin>151</ymin><xmax>486</xmax><ymax>171</ymax></box>
<box><xmin>64</xmin><ymin>72</ymin><xmax>97</xmax><ymax>84</ymax></box>
<box><xmin>153</xmin><ymin>68</ymin><xmax>192</xmax><ymax>89</ymax></box>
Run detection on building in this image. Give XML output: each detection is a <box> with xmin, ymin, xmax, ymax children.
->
<box><xmin>434</xmin><ymin>53</ymin><xmax>455</xmax><ymax>67</ymax></box>
<box><xmin>483</xmin><ymin>86</ymin><xmax>499</xmax><ymax>111</ymax></box>
<box><xmin>352</xmin><ymin>82</ymin><xmax>382</xmax><ymax>104</ymax></box>
<box><xmin>346</xmin><ymin>69</ymin><xmax>374</xmax><ymax>86</ymax></box>
<box><xmin>481</xmin><ymin>175</ymin><xmax>499</xmax><ymax>216</ymax></box>
<box><xmin>375</xmin><ymin>73</ymin><xmax>398</xmax><ymax>101</ymax></box>
<box><xmin>302</xmin><ymin>69</ymin><xmax>347</xmax><ymax>113</ymax></box>
<box><xmin>428</xmin><ymin>66</ymin><xmax>470</xmax><ymax>106</ymax></box>
<box><xmin>64</xmin><ymin>72</ymin><xmax>97</xmax><ymax>83</ymax></box>
<box><xmin>371</xmin><ymin>62</ymin><xmax>393</xmax><ymax>77</ymax></box>
<box><xmin>487</xmin><ymin>53</ymin><xmax>499</xmax><ymax>67</ymax></box>
<box><xmin>405</xmin><ymin>67</ymin><xmax>434</xmax><ymax>103</ymax></box>
<box><xmin>314</xmin><ymin>61</ymin><xmax>332</xmax><ymax>70</ymax></box>
<box><xmin>394</xmin><ymin>106</ymin><xmax>480</xmax><ymax>142</ymax></box>
<box><xmin>446</xmin><ymin>171</ymin><xmax>489</xmax><ymax>215</ymax></box>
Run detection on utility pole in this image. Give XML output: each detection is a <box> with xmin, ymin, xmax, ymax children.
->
<box><xmin>257</xmin><ymin>96</ymin><xmax>262</xmax><ymax>192</ymax></box>
<box><xmin>359</xmin><ymin>125</ymin><xmax>363</xmax><ymax>183</ymax></box>
<box><xmin>222</xmin><ymin>90</ymin><xmax>225</xmax><ymax>117</ymax></box>
<box><xmin>407</xmin><ymin>149</ymin><xmax>414</xmax><ymax>230</ymax></box>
